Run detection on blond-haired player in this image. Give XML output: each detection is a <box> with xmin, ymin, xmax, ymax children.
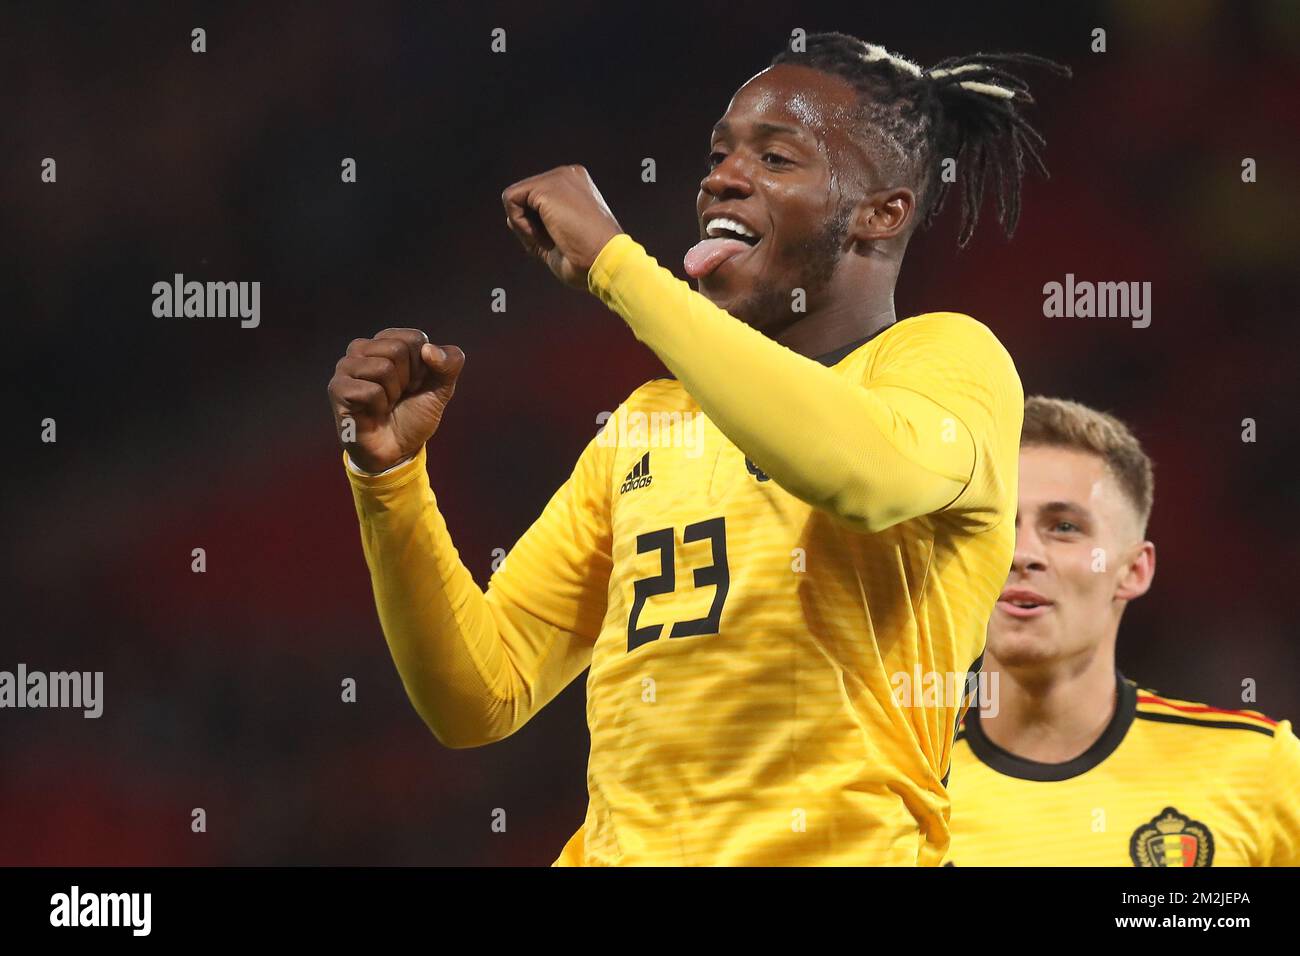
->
<box><xmin>947</xmin><ymin>396</ymin><xmax>1300</xmax><ymax>866</ymax></box>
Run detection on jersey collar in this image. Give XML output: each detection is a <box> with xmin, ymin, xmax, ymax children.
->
<box><xmin>962</xmin><ymin>671</ymin><xmax>1138</xmax><ymax>782</ymax></box>
<box><xmin>809</xmin><ymin>323</ymin><xmax>895</xmax><ymax>366</ymax></box>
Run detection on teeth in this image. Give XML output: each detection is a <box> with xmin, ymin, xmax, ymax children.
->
<box><xmin>706</xmin><ymin>217</ymin><xmax>758</xmax><ymax>240</ymax></box>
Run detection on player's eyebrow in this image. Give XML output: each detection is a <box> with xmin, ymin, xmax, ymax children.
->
<box><xmin>1040</xmin><ymin>501</ymin><xmax>1092</xmax><ymax>522</ymax></box>
<box><xmin>712</xmin><ymin>120</ymin><xmax>808</xmax><ymax>141</ymax></box>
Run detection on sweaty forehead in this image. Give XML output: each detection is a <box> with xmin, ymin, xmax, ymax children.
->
<box><xmin>723</xmin><ymin>64</ymin><xmax>862</xmax><ymax>144</ymax></box>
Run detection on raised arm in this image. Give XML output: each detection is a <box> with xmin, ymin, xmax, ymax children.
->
<box><xmin>588</xmin><ymin>235</ymin><xmax>1023</xmax><ymax>533</ymax></box>
<box><xmin>329</xmin><ymin>330</ymin><xmax>612</xmax><ymax>747</ymax></box>
<box><xmin>499</xmin><ymin>166</ymin><xmax>1020</xmax><ymax>535</ymax></box>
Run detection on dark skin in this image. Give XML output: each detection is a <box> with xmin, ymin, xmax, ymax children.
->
<box><xmin>329</xmin><ymin>63</ymin><xmax>917</xmax><ymax>473</ymax></box>
<box><xmin>694</xmin><ymin>63</ymin><xmax>915</xmax><ymax>354</ymax></box>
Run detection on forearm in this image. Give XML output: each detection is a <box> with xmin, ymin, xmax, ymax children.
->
<box><xmin>346</xmin><ymin>446</ymin><xmax>572</xmax><ymax>748</ymax></box>
<box><xmin>588</xmin><ymin>235</ymin><xmax>973</xmax><ymax>532</ymax></box>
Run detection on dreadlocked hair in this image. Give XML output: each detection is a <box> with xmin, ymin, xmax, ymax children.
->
<box><xmin>770</xmin><ymin>32</ymin><xmax>1071</xmax><ymax>247</ymax></box>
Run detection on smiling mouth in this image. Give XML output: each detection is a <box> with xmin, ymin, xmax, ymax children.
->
<box><xmin>704</xmin><ymin>217</ymin><xmax>762</xmax><ymax>246</ymax></box>
<box><xmin>996</xmin><ymin>599</ymin><xmax>1053</xmax><ymax>619</ymax></box>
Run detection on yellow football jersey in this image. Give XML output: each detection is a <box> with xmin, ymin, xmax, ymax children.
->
<box><xmin>345</xmin><ymin>235</ymin><xmax>1023</xmax><ymax>865</ymax></box>
<box><xmin>946</xmin><ymin>674</ymin><xmax>1300</xmax><ymax>866</ymax></box>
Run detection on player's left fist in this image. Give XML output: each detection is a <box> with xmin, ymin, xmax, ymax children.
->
<box><xmin>502</xmin><ymin>165</ymin><xmax>623</xmax><ymax>292</ymax></box>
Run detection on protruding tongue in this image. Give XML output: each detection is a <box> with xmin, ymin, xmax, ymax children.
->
<box><xmin>684</xmin><ymin>237</ymin><xmax>749</xmax><ymax>278</ymax></box>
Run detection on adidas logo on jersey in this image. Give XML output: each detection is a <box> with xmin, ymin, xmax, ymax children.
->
<box><xmin>620</xmin><ymin>452</ymin><xmax>653</xmax><ymax>494</ymax></box>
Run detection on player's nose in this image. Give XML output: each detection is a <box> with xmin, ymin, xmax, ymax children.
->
<box><xmin>1008</xmin><ymin>525</ymin><xmax>1048</xmax><ymax>575</ymax></box>
<box><xmin>1009</xmin><ymin>540</ymin><xmax>1048</xmax><ymax>576</ymax></box>
<box><xmin>700</xmin><ymin>155</ymin><xmax>755</xmax><ymax>199</ymax></box>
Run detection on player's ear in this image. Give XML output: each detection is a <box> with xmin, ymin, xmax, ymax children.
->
<box><xmin>1115</xmin><ymin>540</ymin><xmax>1155</xmax><ymax>602</ymax></box>
<box><xmin>854</xmin><ymin>186</ymin><xmax>915</xmax><ymax>243</ymax></box>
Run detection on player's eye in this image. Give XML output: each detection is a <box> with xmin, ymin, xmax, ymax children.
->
<box><xmin>1054</xmin><ymin>521</ymin><xmax>1080</xmax><ymax>533</ymax></box>
<box><xmin>763</xmin><ymin>152</ymin><xmax>793</xmax><ymax>166</ymax></box>
<box><xmin>707</xmin><ymin>151</ymin><xmax>727</xmax><ymax>169</ymax></box>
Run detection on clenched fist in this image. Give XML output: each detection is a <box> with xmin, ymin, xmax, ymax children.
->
<box><xmin>502</xmin><ymin>165</ymin><xmax>623</xmax><ymax>291</ymax></box>
<box><xmin>327</xmin><ymin>328</ymin><xmax>466</xmax><ymax>473</ymax></box>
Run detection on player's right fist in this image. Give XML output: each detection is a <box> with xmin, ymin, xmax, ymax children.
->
<box><xmin>327</xmin><ymin>328</ymin><xmax>466</xmax><ymax>474</ymax></box>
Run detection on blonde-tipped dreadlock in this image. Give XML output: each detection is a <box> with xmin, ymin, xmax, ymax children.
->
<box><xmin>772</xmin><ymin>32</ymin><xmax>1071</xmax><ymax>247</ymax></box>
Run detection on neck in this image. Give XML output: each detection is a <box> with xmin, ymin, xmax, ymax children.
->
<box><xmin>979</xmin><ymin>646</ymin><xmax>1119</xmax><ymax>763</ymax></box>
<box><xmin>773</xmin><ymin>260</ymin><xmax>899</xmax><ymax>358</ymax></box>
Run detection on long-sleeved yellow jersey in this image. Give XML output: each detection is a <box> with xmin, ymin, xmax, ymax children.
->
<box><xmin>345</xmin><ymin>234</ymin><xmax>1023</xmax><ymax>865</ymax></box>
<box><xmin>947</xmin><ymin>674</ymin><xmax>1300</xmax><ymax>866</ymax></box>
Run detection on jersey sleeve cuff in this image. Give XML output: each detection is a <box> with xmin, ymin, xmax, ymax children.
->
<box><xmin>587</xmin><ymin>232</ymin><xmax>646</xmax><ymax>301</ymax></box>
<box><xmin>343</xmin><ymin>445</ymin><xmax>427</xmax><ymax>492</ymax></box>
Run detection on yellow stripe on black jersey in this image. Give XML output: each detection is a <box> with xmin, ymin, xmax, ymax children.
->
<box><xmin>946</xmin><ymin>673</ymin><xmax>1300</xmax><ymax>866</ymax></box>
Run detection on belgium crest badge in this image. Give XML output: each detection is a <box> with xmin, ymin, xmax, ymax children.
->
<box><xmin>1129</xmin><ymin>806</ymin><xmax>1214</xmax><ymax>867</ymax></box>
